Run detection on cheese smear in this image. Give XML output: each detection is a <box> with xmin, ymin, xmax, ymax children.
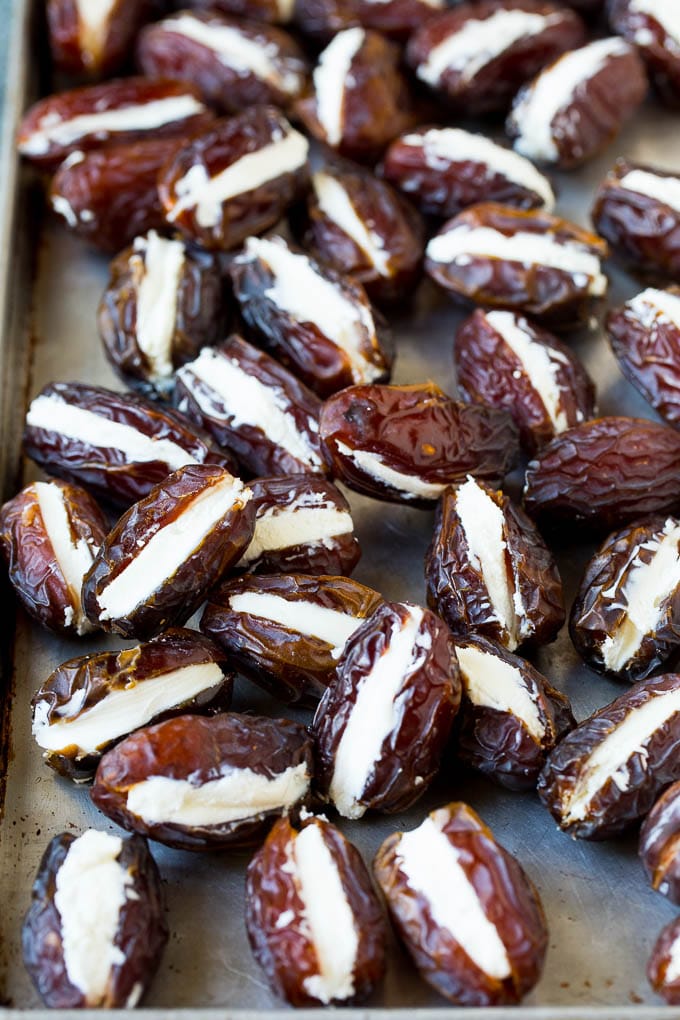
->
<box><xmin>456</xmin><ymin>644</ymin><xmax>544</xmax><ymax>741</ymax></box>
<box><xmin>229</xmin><ymin>591</ymin><xmax>364</xmax><ymax>655</ymax></box>
<box><xmin>238</xmin><ymin>502</ymin><xmax>353</xmax><ymax>566</ymax></box>
<box><xmin>629</xmin><ymin>0</ymin><xmax>680</xmax><ymax>46</ymax></box>
<box><xmin>620</xmin><ymin>169</ymin><xmax>680</xmax><ymax>215</ymax></box>
<box><xmin>314</xmin><ymin>28</ymin><xmax>365</xmax><ymax>145</ymax></box>
<box><xmin>133</xmin><ymin>231</ymin><xmax>186</xmax><ymax>381</ymax></box>
<box><xmin>335</xmin><ymin>441</ymin><xmax>446</xmax><ymax>500</ymax></box>
<box><xmin>75</xmin><ymin>0</ymin><xmax>117</xmax><ymax>65</ymax></box>
<box><xmin>313</xmin><ymin>172</ymin><xmax>391</xmax><ymax>275</ymax></box>
<box><xmin>628</xmin><ymin>287</ymin><xmax>680</xmax><ymax>330</ymax></box>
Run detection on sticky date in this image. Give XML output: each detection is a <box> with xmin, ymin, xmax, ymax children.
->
<box><xmin>639</xmin><ymin>781</ymin><xmax>680</xmax><ymax>904</ymax></box>
<box><xmin>48</xmin><ymin>0</ymin><xmax>150</xmax><ymax>77</ymax></box>
<box><xmin>648</xmin><ymin>916</ymin><xmax>680</xmax><ymax>1004</ymax></box>
<box><xmin>294</xmin><ymin>0</ymin><xmax>445</xmax><ymax>41</ymax></box>
<box><xmin>610</xmin><ymin>0</ymin><xmax>680</xmax><ymax>107</ymax></box>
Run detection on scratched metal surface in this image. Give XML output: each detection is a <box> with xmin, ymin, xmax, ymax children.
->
<box><xmin>3</xmin><ymin>2</ymin><xmax>680</xmax><ymax>1016</ymax></box>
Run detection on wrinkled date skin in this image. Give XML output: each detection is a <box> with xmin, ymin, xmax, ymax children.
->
<box><xmin>296</xmin><ymin>29</ymin><xmax>416</xmax><ymax>163</ymax></box>
<box><xmin>32</xmin><ymin>628</ymin><xmax>233</xmax><ymax>782</ymax></box>
<box><xmin>538</xmin><ymin>673</ymin><xmax>680</xmax><ymax>839</ymax></box>
<box><xmin>174</xmin><ymin>335</ymin><xmax>326</xmax><ymax>477</ymax></box>
<box><xmin>640</xmin><ymin>781</ymin><xmax>680</xmax><ymax>904</ymax></box>
<box><xmin>82</xmin><ymin>464</ymin><xmax>255</xmax><ymax>639</ymax></box>
<box><xmin>229</xmin><ymin>237</ymin><xmax>392</xmax><ymax>396</ymax></box>
<box><xmin>373</xmin><ymin>802</ymin><xmax>548</xmax><ymax>1006</ymax></box>
<box><xmin>245</xmin><ymin>816</ymin><xmax>387</xmax><ymax>1006</ymax></box>
<box><xmin>425</xmin><ymin>203</ymin><xmax>609</xmax><ymax>328</ymax></box>
<box><xmin>648</xmin><ymin>915</ymin><xmax>680</xmax><ymax>1004</ymax></box>
<box><xmin>236</xmin><ymin>474</ymin><xmax>361</xmax><ymax>576</ymax></box>
<box><xmin>0</xmin><ymin>479</ymin><xmax>107</xmax><ymax>638</ymax></box>
<box><xmin>610</xmin><ymin>0</ymin><xmax>680</xmax><ymax>107</ymax></box>
<box><xmin>98</xmin><ymin>233</ymin><xmax>225</xmax><ymax>401</ymax></box>
<box><xmin>570</xmin><ymin>515</ymin><xmax>680</xmax><ymax>682</ymax></box>
<box><xmin>22</xmin><ymin>831</ymin><xmax>167</xmax><ymax>1009</ymax></box>
<box><xmin>294</xmin><ymin>0</ymin><xmax>444</xmax><ymax>41</ymax></box>
<box><xmin>406</xmin><ymin>0</ymin><xmax>586</xmax><ymax>115</ymax></box>
<box><xmin>455</xmin><ymin>309</ymin><xmax>596</xmax><ymax>452</ymax></box>
<box><xmin>607</xmin><ymin>288</ymin><xmax>680</xmax><ymax>425</ymax></box>
<box><xmin>523</xmin><ymin>417</ymin><xmax>680</xmax><ymax>532</ymax></box>
<box><xmin>453</xmin><ymin>635</ymin><xmax>575</xmax><ymax>791</ymax></box>
<box><xmin>312</xmin><ymin>601</ymin><xmax>461</xmax><ymax>818</ymax></box>
<box><xmin>48</xmin><ymin>0</ymin><xmax>150</xmax><ymax>77</ymax></box>
<box><xmin>188</xmin><ymin>0</ymin><xmax>291</xmax><ymax>22</ymax></box>
<box><xmin>158</xmin><ymin>106</ymin><xmax>309</xmax><ymax>251</ymax></box>
<box><xmin>592</xmin><ymin>160</ymin><xmax>680</xmax><ymax>280</ymax></box>
<box><xmin>201</xmin><ymin>573</ymin><xmax>384</xmax><ymax>705</ymax></box>
<box><xmin>24</xmin><ymin>380</ymin><xmax>231</xmax><ymax>509</ymax></box>
<box><xmin>425</xmin><ymin>479</ymin><xmax>565</xmax><ymax>650</ymax></box>
<box><xmin>137</xmin><ymin>12</ymin><xmax>308</xmax><ymax>114</ymax></box>
<box><xmin>300</xmin><ymin>162</ymin><xmax>424</xmax><ymax>304</ymax></box>
<box><xmin>18</xmin><ymin>78</ymin><xmax>210</xmax><ymax>170</ymax></box>
<box><xmin>320</xmin><ymin>383</ymin><xmax>519</xmax><ymax>508</ymax></box>
<box><xmin>91</xmin><ymin>712</ymin><xmax>313</xmax><ymax>850</ymax></box>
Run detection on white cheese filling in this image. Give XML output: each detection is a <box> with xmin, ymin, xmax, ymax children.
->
<box><xmin>19</xmin><ymin>94</ymin><xmax>206</xmax><ymax>157</ymax></box>
<box><xmin>242</xmin><ymin>237</ymin><xmax>381</xmax><ymax>383</ymax></box>
<box><xmin>133</xmin><ymin>231</ymin><xmax>185</xmax><ymax>381</ymax></box>
<box><xmin>238</xmin><ymin>503</ymin><xmax>353</xmax><ymax>566</ymax></box>
<box><xmin>456</xmin><ymin>644</ymin><xmax>544</xmax><ymax>741</ymax></box>
<box><xmin>426</xmin><ymin>225</ymin><xmax>607</xmax><ymax>296</ymax></box>
<box><xmin>628</xmin><ymin>287</ymin><xmax>680</xmax><ymax>330</ymax></box>
<box><xmin>511</xmin><ymin>38</ymin><xmax>631</xmax><ymax>162</ymax></box>
<box><xmin>601</xmin><ymin>520</ymin><xmax>680</xmax><ymax>672</ymax></box>
<box><xmin>33</xmin><ymin>661</ymin><xmax>225</xmax><ymax>755</ymax></box>
<box><xmin>229</xmin><ymin>591</ymin><xmax>364</xmax><ymax>656</ymax></box>
<box><xmin>26</xmin><ymin>393</ymin><xmax>198</xmax><ymax>469</ymax></box>
<box><xmin>564</xmin><ymin>684</ymin><xmax>680</xmax><ymax>823</ymax></box>
<box><xmin>416</xmin><ymin>9</ymin><xmax>558</xmax><ymax>86</ymax></box>
<box><xmin>275</xmin><ymin>0</ymin><xmax>295</xmax><ymax>20</ymax></box>
<box><xmin>34</xmin><ymin>481</ymin><xmax>97</xmax><ymax>634</ymax></box>
<box><xmin>401</xmin><ymin>128</ymin><xmax>554</xmax><ymax>210</ymax></box>
<box><xmin>96</xmin><ymin>475</ymin><xmax>249</xmax><ymax>621</ymax></box>
<box><xmin>665</xmin><ymin>929</ymin><xmax>680</xmax><ymax>985</ymax></box>
<box><xmin>177</xmin><ymin>346</ymin><xmax>323</xmax><ymax>469</ymax></box>
<box><xmin>75</xmin><ymin>0</ymin><xmax>117</xmax><ymax>63</ymax></box>
<box><xmin>294</xmin><ymin>823</ymin><xmax>358</xmax><ymax>1004</ymax></box>
<box><xmin>54</xmin><ymin>831</ymin><xmax>132</xmax><ymax>1005</ymax></box>
<box><xmin>335</xmin><ymin>441</ymin><xmax>446</xmax><ymax>501</ymax></box>
<box><xmin>455</xmin><ymin>477</ymin><xmax>522</xmax><ymax>650</ymax></box>
<box><xmin>313</xmin><ymin>172</ymin><xmax>391</xmax><ymax>276</ymax></box>
<box><xmin>166</xmin><ymin>127</ymin><xmax>308</xmax><ymax>228</ymax></box>
<box><xmin>329</xmin><ymin>605</ymin><xmax>428</xmax><ymax>819</ymax></box>
<box><xmin>620</xmin><ymin>169</ymin><xmax>680</xmax><ymax>216</ymax></box>
<box><xmin>629</xmin><ymin>0</ymin><xmax>680</xmax><ymax>46</ymax></box>
<box><xmin>396</xmin><ymin>814</ymin><xmax>511</xmax><ymax>980</ymax></box>
<box><xmin>126</xmin><ymin>761</ymin><xmax>310</xmax><ymax>826</ymax></box>
<box><xmin>486</xmin><ymin>310</ymin><xmax>570</xmax><ymax>432</ymax></box>
<box><xmin>314</xmin><ymin>28</ymin><xmax>365</xmax><ymax>145</ymax></box>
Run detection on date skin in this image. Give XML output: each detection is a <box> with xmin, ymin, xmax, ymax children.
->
<box><xmin>201</xmin><ymin>573</ymin><xmax>384</xmax><ymax>705</ymax></box>
<box><xmin>373</xmin><ymin>802</ymin><xmax>548</xmax><ymax>1006</ymax></box>
<box><xmin>610</xmin><ymin>0</ymin><xmax>680</xmax><ymax>107</ymax></box>
<box><xmin>640</xmin><ymin>781</ymin><xmax>680</xmax><ymax>904</ymax></box>
<box><xmin>23</xmin><ymin>832</ymin><xmax>167</xmax><ymax>1009</ymax></box>
<box><xmin>48</xmin><ymin>0</ymin><xmax>150</xmax><ymax>77</ymax></box>
<box><xmin>523</xmin><ymin>417</ymin><xmax>680</xmax><ymax>532</ymax></box>
<box><xmin>186</xmin><ymin>0</ymin><xmax>290</xmax><ymax>21</ymax></box>
<box><xmin>246</xmin><ymin>815</ymin><xmax>387</xmax><ymax>1006</ymax></box>
<box><xmin>294</xmin><ymin>0</ymin><xmax>444</xmax><ymax>41</ymax></box>
<box><xmin>538</xmin><ymin>673</ymin><xmax>680</xmax><ymax>839</ymax></box>
<box><xmin>32</xmin><ymin>628</ymin><xmax>233</xmax><ymax>782</ymax></box>
<box><xmin>91</xmin><ymin>712</ymin><xmax>314</xmax><ymax>850</ymax></box>
<box><xmin>648</xmin><ymin>915</ymin><xmax>680</xmax><ymax>1004</ymax></box>
<box><xmin>320</xmin><ymin>383</ymin><xmax>519</xmax><ymax>508</ymax></box>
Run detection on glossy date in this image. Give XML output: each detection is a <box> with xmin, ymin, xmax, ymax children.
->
<box><xmin>610</xmin><ymin>0</ymin><xmax>680</xmax><ymax>107</ymax></box>
<box><xmin>639</xmin><ymin>781</ymin><xmax>680</xmax><ymax>904</ymax></box>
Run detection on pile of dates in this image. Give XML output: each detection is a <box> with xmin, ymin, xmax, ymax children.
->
<box><xmin>9</xmin><ymin>0</ymin><xmax>680</xmax><ymax>1009</ymax></box>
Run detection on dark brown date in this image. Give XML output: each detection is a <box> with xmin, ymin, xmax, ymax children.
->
<box><xmin>98</xmin><ymin>231</ymin><xmax>225</xmax><ymax>401</ymax></box>
<box><xmin>592</xmin><ymin>160</ymin><xmax>680</xmax><ymax>280</ymax></box>
<box><xmin>425</xmin><ymin>203</ymin><xmax>608</xmax><ymax>328</ymax></box>
<box><xmin>23</xmin><ymin>381</ymin><xmax>231</xmax><ymax>508</ymax></box>
<box><xmin>523</xmin><ymin>416</ymin><xmax>680</xmax><ymax>531</ymax></box>
<box><xmin>639</xmin><ymin>781</ymin><xmax>680</xmax><ymax>904</ymax></box>
<box><xmin>381</xmin><ymin>126</ymin><xmax>555</xmax><ymax>219</ymax></box>
<box><xmin>137</xmin><ymin>11</ymin><xmax>308</xmax><ymax>114</ymax></box>
<box><xmin>373</xmin><ymin>801</ymin><xmax>548</xmax><ymax>1006</ymax></box>
<box><xmin>174</xmin><ymin>335</ymin><xmax>326</xmax><ymax>477</ymax></box>
<box><xmin>406</xmin><ymin>0</ymin><xmax>586</xmax><ymax>115</ymax></box>
<box><xmin>294</xmin><ymin>0</ymin><xmax>444</xmax><ymax>41</ymax></box>
<box><xmin>425</xmin><ymin>477</ymin><xmax>564</xmax><ymax>650</ymax></box>
<box><xmin>236</xmin><ymin>474</ymin><xmax>361</xmax><ymax>576</ymax></box>
<box><xmin>201</xmin><ymin>572</ymin><xmax>383</xmax><ymax>705</ymax></box>
<box><xmin>570</xmin><ymin>515</ymin><xmax>680</xmax><ymax>682</ymax></box>
<box><xmin>32</xmin><ymin>628</ymin><xmax>233</xmax><ymax>782</ymax></box>
<box><xmin>648</xmin><ymin>915</ymin><xmax>680</xmax><ymax>1004</ymax></box>
<box><xmin>91</xmin><ymin>712</ymin><xmax>313</xmax><ymax>850</ymax></box>
<box><xmin>82</xmin><ymin>464</ymin><xmax>255</xmax><ymax>640</ymax></box>
<box><xmin>610</xmin><ymin>0</ymin><xmax>680</xmax><ymax>107</ymax></box>
<box><xmin>187</xmin><ymin>0</ymin><xmax>292</xmax><ymax>22</ymax></box>
<box><xmin>319</xmin><ymin>383</ymin><xmax>519</xmax><ymax>508</ymax></box>
<box><xmin>455</xmin><ymin>309</ymin><xmax>596</xmax><ymax>452</ymax></box>
<box><xmin>23</xmin><ymin>830</ymin><xmax>166</xmax><ymax>1009</ymax></box>
<box><xmin>0</xmin><ymin>479</ymin><xmax>107</xmax><ymax>637</ymax></box>
<box><xmin>48</xmin><ymin>0</ymin><xmax>150</xmax><ymax>77</ymax></box>
<box><xmin>229</xmin><ymin>236</ymin><xmax>392</xmax><ymax>396</ymax></box>
<box><xmin>453</xmin><ymin>635</ymin><xmax>575</xmax><ymax>791</ymax></box>
<box><xmin>312</xmin><ymin>600</ymin><xmax>460</xmax><ymax>818</ymax></box>
<box><xmin>538</xmin><ymin>672</ymin><xmax>680</xmax><ymax>839</ymax></box>
<box><xmin>246</xmin><ymin>815</ymin><xmax>387</xmax><ymax>1006</ymax></box>
<box><xmin>607</xmin><ymin>287</ymin><xmax>680</xmax><ymax>425</ymax></box>
<box><xmin>158</xmin><ymin>106</ymin><xmax>309</xmax><ymax>251</ymax></box>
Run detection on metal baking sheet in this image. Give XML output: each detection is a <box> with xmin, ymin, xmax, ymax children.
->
<box><xmin>4</xmin><ymin>2</ymin><xmax>680</xmax><ymax>1016</ymax></box>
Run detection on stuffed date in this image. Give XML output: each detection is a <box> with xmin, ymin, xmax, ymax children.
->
<box><xmin>648</xmin><ymin>915</ymin><xmax>680</xmax><ymax>1004</ymax></box>
<box><xmin>610</xmin><ymin>0</ymin><xmax>680</xmax><ymax>107</ymax></box>
<box><xmin>639</xmin><ymin>781</ymin><xmax>680</xmax><ymax>904</ymax></box>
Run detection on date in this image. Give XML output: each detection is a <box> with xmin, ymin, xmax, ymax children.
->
<box><xmin>648</xmin><ymin>916</ymin><xmax>680</xmax><ymax>1004</ymax></box>
<box><xmin>294</xmin><ymin>0</ymin><xmax>445</xmax><ymax>41</ymax></box>
<box><xmin>48</xmin><ymin>0</ymin><xmax>149</xmax><ymax>77</ymax></box>
<box><xmin>610</xmin><ymin>0</ymin><xmax>680</xmax><ymax>107</ymax></box>
<box><xmin>187</xmin><ymin>0</ymin><xmax>294</xmax><ymax>22</ymax></box>
<box><xmin>639</xmin><ymin>781</ymin><xmax>680</xmax><ymax>904</ymax></box>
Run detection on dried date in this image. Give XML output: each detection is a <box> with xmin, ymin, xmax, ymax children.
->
<box><xmin>294</xmin><ymin>0</ymin><xmax>445</xmax><ymax>41</ymax></box>
<box><xmin>648</xmin><ymin>915</ymin><xmax>680</xmax><ymax>1004</ymax></box>
<box><xmin>639</xmin><ymin>781</ymin><xmax>680</xmax><ymax>904</ymax></box>
<box><xmin>48</xmin><ymin>0</ymin><xmax>150</xmax><ymax>77</ymax></box>
<box><xmin>610</xmin><ymin>0</ymin><xmax>680</xmax><ymax>107</ymax></box>
<box><xmin>188</xmin><ymin>0</ymin><xmax>293</xmax><ymax>22</ymax></box>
